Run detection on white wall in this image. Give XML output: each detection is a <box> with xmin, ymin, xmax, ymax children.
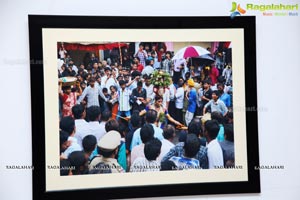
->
<box><xmin>0</xmin><ymin>0</ymin><xmax>299</xmax><ymax>199</ymax></box>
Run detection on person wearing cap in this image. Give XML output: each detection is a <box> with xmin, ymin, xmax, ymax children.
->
<box><xmin>185</xmin><ymin>79</ymin><xmax>197</xmax><ymax>126</ymax></box>
<box><xmin>89</xmin><ymin>131</ymin><xmax>124</xmax><ymax>173</ymax></box>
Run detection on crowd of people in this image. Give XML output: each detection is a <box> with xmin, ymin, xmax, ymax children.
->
<box><xmin>58</xmin><ymin>42</ymin><xmax>234</xmax><ymax>175</ymax></box>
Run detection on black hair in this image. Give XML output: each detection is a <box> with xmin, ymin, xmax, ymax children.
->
<box><xmin>205</xmin><ymin>120</ymin><xmax>220</xmax><ymax>139</ymax></box>
<box><xmin>160</xmin><ymin>160</ymin><xmax>177</xmax><ymax>171</ymax></box>
<box><xmin>145</xmin><ymin>109</ymin><xmax>158</xmax><ymax>124</ymax></box>
<box><xmin>105</xmin><ymin>119</ymin><xmax>119</xmax><ymax>132</ymax></box>
<box><xmin>62</xmin><ymin>85</ymin><xmax>71</xmax><ymax>91</ymax></box>
<box><xmin>130</xmin><ymin>110</ymin><xmax>141</xmax><ymax>128</ymax></box>
<box><xmin>98</xmin><ymin>147</ymin><xmax>117</xmax><ymax>158</ymax></box>
<box><xmin>60</xmin><ymin>116</ymin><xmax>75</xmax><ymax>135</ymax></box>
<box><xmin>144</xmin><ymin>138</ymin><xmax>162</xmax><ymax>161</ymax></box>
<box><xmin>185</xmin><ymin>72</ymin><xmax>191</xmax><ymax>79</ymax></box>
<box><xmin>60</xmin><ymin>130</ymin><xmax>69</xmax><ymax>146</ymax></box>
<box><xmin>104</xmin><ymin>67</ymin><xmax>111</xmax><ymax>72</ymax></box>
<box><xmin>154</xmin><ymin>95</ymin><xmax>163</xmax><ymax>102</ymax></box>
<box><xmin>145</xmin><ymin>59</ymin><xmax>151</xmax><ymax>66</ymax></box>
<box><xmin>102</xmin><ymin>88</ymin><xmax>108</xmax><ymax>93</ymax></box>
<box><xmin>165</xmin><ymin>51</ymin><xmax>172</xmax><ymax>56</ymax></box>
<box><xmin>217</xmin><ymin>76</ymin><xmax>225</xmax><ymax>84</ymax></box>
<box><xmin>217</xmin><ymin>82</ymin><xmax>225</xmax><ymax>88</ymax></box>
<box><xmin>177</xmin><ymin>80</ymin><xmax>184</xmax><ymax>87</ymax></box>
<box><xmin>110</xmin><ymin>85</ymin><xmax>117</xmax><ymax>92</ymax></box>
<box><xmin>118</xmin><ymin>123</ymin><xmax>128</xmax><ymax>138</ymax></box>
<box><xmin>135</xmin><ymin>56</ymin><xmax>140</xmax><ymax>61</ymax></box>
<box><xmin>137</xmin><ymin>81</ymin><xmax>143</xmax><ymax>87</ymax></box>
<box><xmin>82</xmin><ymin>135</ymin><xmax>97</xmax><ymax>153</ymax></box>
<box><xmin>184</xmin><ymin>134</ymin><xmax>200</xmax><ymax>158</ymax></box>
<box><xmin>87</xmin><ymin>106</ymin><xmax>101</xmax><ymax>121</ymax></box>
<box><xmin>101</xmin><ymin>110</ymin><xmax>111</xmax><ymax>121</ymax></box>
<box><xmin>68</xmin><ymin>151</ymin><xmax>88</xmax><ymax>175</ymax></box>
<box><xmin>212</xmin><ymin>90</ymin><xmax>220</xmax><ymax>98</ymax></box>
<box><xmin>140</xmin><ymin>124</ymin><xmax>155</xmax><ymax>144</ymax></box>
<box><xmin>72</xmin><ymin>104</ymin><xmax>85</xmax><ymax>119</ymax></box>
<box><xmin>224</xmin><ymin>124</ymin><xmax>234</xmax><ymax>142</ymax></box>
<box><xmin>227</xmin><ymin>111</ymin><xmax>233</xmax><ymax>120</ymax></box>
<box><xmin>203</xmin><ymin>80</ymin><xmax>211</xmax><ymax>85</ymax></box>
<box><xmin>89</xmin><ymin>77</ymin><xmax>96</xmax><ymax>82</ymax></box>
<box><xmin>119</xmin><ymin>80</ymin><xmax>126</xmax><ymax>86</ymax></box>
<box><xmin>60</xmin><ymin>159</ymin><xmax>71</xmax><ymax>176</ymax></box>
<box><xmin>131</xmin><ymin>70</ymin><xmax>141</xmax><ymax>78</ymax></box>
<box><xmin>188</xmin><ymin>118</ymin><xmax>203</xmax><ymax>137</ymax></box>
<box><xmin>163</xmin><ymin>125</ymin><xmax>175</xmax><ymax>140</ymax></box>
<box><xmin>143</xmin><ymin>74</ymin><xmax>150</xmax><ymax>79</ymax></box>
<box><xmin>211</xmin><ymin>111</ymin><xmax>224</xmax><ymax>124</ymax></box>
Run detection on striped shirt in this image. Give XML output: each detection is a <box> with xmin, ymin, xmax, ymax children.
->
<box><xmin>77</xmin><ymin>85</ymin><xmax>107</xmax><ymax>108</ymax></box>
<box><xmin>162</xmin><ymin>142</ymin><xmax>208</xmax><ymax>169</ymax></box>
<box><xmin>130</xmin><ymin>157</ymin><xmax>160</xmax><ymax>172</ymax></box>
<box><xmin>118</xmin><ymin>88</ymin><xmax>132</xmax><ymax>111</ymax></box>
<box><xmin>170</xmin><ymin>156</ymin><xmax>200</xmax><ymax>170</ymax></box>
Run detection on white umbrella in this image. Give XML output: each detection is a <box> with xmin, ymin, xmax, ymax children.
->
<box><xmin>172</xmin><ymin>45</ymin><xmax>211</xmax><ymax>60</ymax></box>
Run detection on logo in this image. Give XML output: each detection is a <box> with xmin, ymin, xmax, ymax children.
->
<box><xmin>230</xmin><ymin>2</ymin><xmax>246</xmax><ymax>18</ymax></box>
<box><xmin>230</xmin><ymin>2</ymin><xmax>298</xmax><ymax>17</ymax></box>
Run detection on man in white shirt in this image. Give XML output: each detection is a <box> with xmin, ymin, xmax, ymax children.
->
<box><xmin>72</xmin><ymin>104</ymin><xmax>91</xmax><ymax>148</ymax></box>
<box><xmin>99</xmin><ymin>109</ymin><xmax>111</xmax><ymax>133</ymax></box>
<box><xmin>130</xmin><ymin>109</ymin><xmax>164</xmax><ymax>150</ymax></box>
<box><xmin>157</xmin><ymin>125</ymin><xmax>175</xmax><ymax>162</ymax></box>
<box><xmin>142</xmin><ymin>59</ymin><xmax>154</xmax><ymax>76</ymax></box>
<box><xmin>59</xmin><ymin>45</ymin><xmax>67</xmax><ymax>59</ymax></box>
<box><xmin>59</xmin><ymin>116</ymin><xmax>82</xmax><ymax>159</ymax></box>
<box><xmin>143</xmin><ymin>75</ymin><xmax>155</xmax><ymax>105</ymax></box>
<box><xmin>163</xmin><ymin>88</ymin><xmax>170</xmax><ymax>110</ymax></box>
<box><xmin>168</xmin><ymin>80</ymin><xmax>177</xmax><ymax>119</ymax></box>
<box><xmin>175</xmin><ymin>80</ymin><xmax>185</xmax><ymax>123</ymax></box>
<box><xmin>204</xmin><ymin>120</ymin><xmax>224</xmax><ymax>169</ymax></box>
<box><xmin>130</xmin><ymin>124</ymin><xmax>155</xmax><ymax>165</ymax></box>
<box><xmin>101</xmin><ymin>67</ymin><xmax>118</xmax><ymax>94</ymax></box>
<box><xmin>130</xmin><ymin>138</ymin><xmax>161</xmax><ymax>172</ymax></box>
<box><xmin>87</xmin><ymin>106</ymin><xmax>106</xmax><ymax>142</ymax></box>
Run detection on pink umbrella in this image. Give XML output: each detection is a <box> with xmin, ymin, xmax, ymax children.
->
<box><xmin>172</xmin><ymin>46</ymin><xmax>211</xmax><ymax>60</ymax></box>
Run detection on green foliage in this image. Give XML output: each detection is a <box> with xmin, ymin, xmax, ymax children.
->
<box><xmin>150</xmin><ymin>70</ymin><xmax>172</xmax><ymax>88</ymax></box>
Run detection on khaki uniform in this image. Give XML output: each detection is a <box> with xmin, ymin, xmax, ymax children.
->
<box><xmin>89</xmin><ymin>156</ymin><xmax>124</xmax><ymax>173</ymax></box>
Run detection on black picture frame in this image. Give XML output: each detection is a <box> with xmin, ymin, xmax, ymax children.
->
<box><xmin>29</xmin><ymin>15</ymin><xmax>260</xmax><ymax>200</ymax></box>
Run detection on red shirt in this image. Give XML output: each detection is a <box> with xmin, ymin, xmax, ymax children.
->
<box><xmin>137</xmin><ymin>64</ymin><xmax>144</xmax><ymax>72</ymax></box>
<box><xmin>210</xmin><ymin>67</ymin><xmax>219</xmax><ymax>85</ymax></box>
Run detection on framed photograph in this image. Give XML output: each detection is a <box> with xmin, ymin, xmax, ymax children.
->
<box><xmin>29</xmin><ymin>16</ymin><xmax>260</xmax><ymax>199</ymax></box>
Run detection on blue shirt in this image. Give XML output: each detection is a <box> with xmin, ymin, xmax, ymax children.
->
<box><xmin>170</xmin><ymin>156</ymin><xmax>200</xmax><ymax>170</ymax></box>
<box><xmin>130</xmin><ymin>124</ymin><xmax>164</xmax><ymax>150</ymax></box>
<box><xmin>216</xmin><ymin>125</ymin><xmax>225</xmax><ymax>142</ymax></box>
<box><xmin>220</xmin><ymin>93</ymin><xmax>231</xmax><ymax>107</ymax></box>
<box><xmin>187</xmin><ymin>88</ymin><xmax>197</xmax><ymax>113</ymax></box>
<box><xmin>162</xmin><ymin>142</ymin><xmax>208</xmax><ymax>169</ymax></box>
